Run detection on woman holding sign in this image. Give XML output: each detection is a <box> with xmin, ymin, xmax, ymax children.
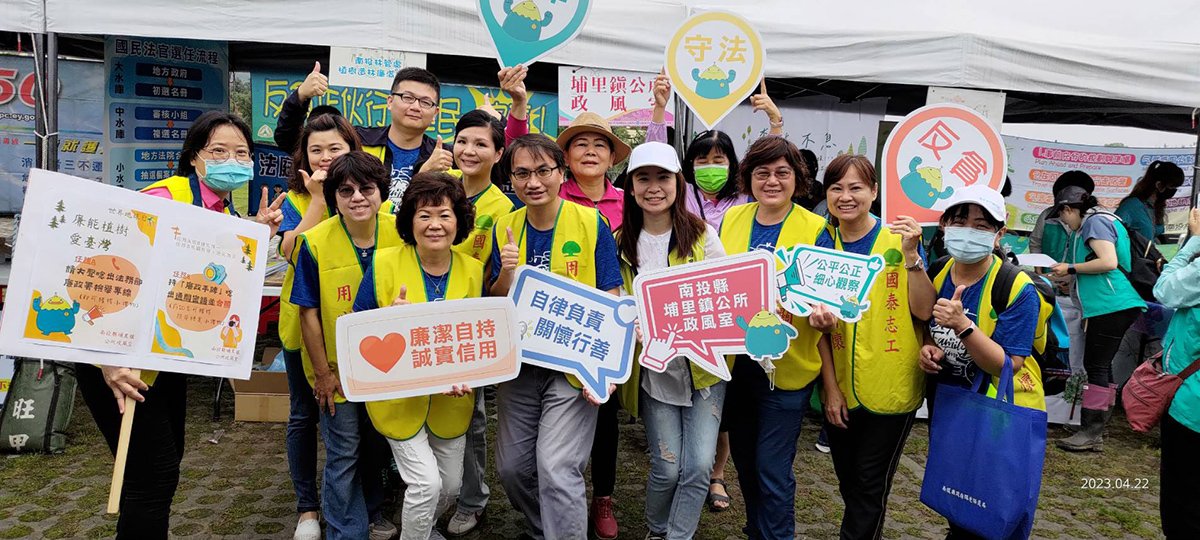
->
<box><xmin>809</xmin><ymin>155</ymin><xmax>935</xmax><ymax>540</ymax></box>
<box><xmin>351</xmin><ymin>172</ymin><xmax>480</xmax><ymax>540</ymax></box>
<box><xmin>717</xmin><ymin>136</ymin><xmax>828</xmax><ymax>540</ymax></box>
<box><xmin>290</xmin><ymin>151</ymin><xmax>402</xmax><ymax>540</ymax></box>
<box><xmin>74</xmin><ymin>110</ymin><xmax>254</xmax><ymax>539</ymax></box>
<box><xmin>614</xmin><ymin>142</ymin><xmax>728</xmax><ymax>540</ymax></box>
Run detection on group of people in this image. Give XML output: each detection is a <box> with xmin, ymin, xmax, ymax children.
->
<box><xmin>73</xmin><ymin>62</ymin><xmax>1200</xmax><ymax>540</ymax></box>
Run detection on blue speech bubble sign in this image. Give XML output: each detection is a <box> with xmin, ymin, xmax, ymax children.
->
<box><xmin>477</xmin><ymin>0</ymin><xmax>593</xmax><ymax>68</ymax></box>
<box><xmin>510</xmin><ymin>265</ymin><xmax>636</xmax><ymax>402</ymax></box>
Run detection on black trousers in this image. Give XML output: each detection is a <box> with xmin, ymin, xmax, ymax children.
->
<box><xmin>589</xmin><ymin>396</ymin><xmax>619</xmax><ymax>497</ymax></box>
<box><xmin>1082</xmin><ymin>308</ymin><xmax>1141</xmax><ymax>386</ymax></box>
<box><xmin>76</xmin><ymin>364</ymin><xmax>187</xmax><ymax>540</ymax></box>
<box><xmin>827</xmin><ymin>409</ymin><xmax>916</xmax><ymax>540</ymax></box>
<box><xmin>1162</xmin><ymin>413</ymin><xmax>1200</xmax><ymax>538</ymax></box>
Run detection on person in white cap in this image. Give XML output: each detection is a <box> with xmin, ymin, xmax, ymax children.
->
<box><xmin>918</xmin><ymin>185</ymin><xmax>1046</xmax><ymax>538</ymax></box>
<box><xmin>611</xmin><ymin>142</ymin><xmax>729</xmax><ymax>540</ymax></box>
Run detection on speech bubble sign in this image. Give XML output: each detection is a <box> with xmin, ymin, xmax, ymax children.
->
<box><xmin>881</xmin><ymin>103</ymin><xmax>1006</xmax><ymax>225</ymax></box>
<box><xmin>665</xmin><ymin>11</ymin><xmax>765</xmax><ymax>130</ymax></box>
<box><xmin>774</xmin><ymin>244</ymin><xmax>885</xmax><ymax>323</ymax></box>
<box><xmin>477</xmin><ymin>0</ymin><xmax>593</xmax><ymax>68</ymax></box>
<box><xmin>632</xmin><ymin>251</ymin><xmax>777</xmax><ymax>380</ymax></box>
<box><xmin>336</xmin><ymin>297</ymin><xmax>522</xmax><ymax>401</ymax></box>
<box><xmin>510</xmin><ymin>265</ymin><xmax>636</xmax><ymax>402</ymax></box>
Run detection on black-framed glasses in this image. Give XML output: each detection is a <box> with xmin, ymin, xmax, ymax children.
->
<box><xmin>336</xmin><ymin>184</ymin><xmax>378</xmax><ymax>198</ymax></box>
<box><xmin>390</xmin><ymin>91</ymin><xmax>438</xmax><ymax>111</ymax></box>
<box><xmin>511</xmin><ymin>166</ymin><xmax>560</xmax><ymax>181</ymax></box>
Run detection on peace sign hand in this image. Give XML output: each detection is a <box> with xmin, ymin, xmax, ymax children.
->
<box><xmin>256</xmin><ymin>187</ymin><xmax>286</xmax><ymax>237</ymax></box>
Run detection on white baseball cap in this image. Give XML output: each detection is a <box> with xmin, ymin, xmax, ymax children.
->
<box><xmin>946</xmin><ymin>184</ymin><xmax>1007</xmax><ymax>223</ymax></box>
<box><xmin>627</xmin><ymin>142</ymin><xmax>681</xmax><ymax>174</ymax></box>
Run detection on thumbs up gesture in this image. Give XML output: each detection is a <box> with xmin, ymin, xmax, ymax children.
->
<box><xmin>933</xmin><ymin>285</ymin><xmax>970</xmax><ymax>333</ymax></box>
<box><xmin>500</xmin><ymin>227</ymin><xmax>520</xmax><ymax>274</ymax></box>
<box><xmin>298</xmin><ymin>61</ymin><xmax>329</xmax><ymax>101</ymax></box>
<box><xmin>420</xmin><ymin>138</ymin><xmax>454</xmax><ymax>174</ymax></box>
<box><xmin>391</xmin><ymin>286</ymin><xmax>410</xmax><ymax>307</ymax></box>
<box><xmin>255</xmin><ymin>187</ymin><xmax>286</xmax><ymax>237</ymax></box>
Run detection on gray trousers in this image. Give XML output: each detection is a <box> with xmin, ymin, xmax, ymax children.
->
<box><xmin>495</xmin><ymin>366</ymin><xmax>598</xmax><ymax>540</ymax></box>
<box><xmin>456</xmin><ymin>387</ymin><xmax>490</xmax><ymax>514</ymax></box>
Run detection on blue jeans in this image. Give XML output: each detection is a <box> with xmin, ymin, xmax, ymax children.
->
<box><xmin>727</xmin><ymin>357</ymin><xmax>814</xmax><ymax>540</ymax></box>
<box><xmin>284</xmin><ymin>350</ymin><xmax>320</xmax><ymax>513</ymax></box>
<box><xmin>641</xmin><ymin>383</ymin><xmax>726</xmax><ymax>540</ymax></box>
<box><xmin>319</xmin><ymin>400</ymin><xmax>387</xmax><ymax>540</ymax></box>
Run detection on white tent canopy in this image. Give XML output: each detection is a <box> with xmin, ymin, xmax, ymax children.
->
<box><xmin>4</xmin><ymin>0</ymin><xmax>1199</xmax><ymax>108</ymax></box>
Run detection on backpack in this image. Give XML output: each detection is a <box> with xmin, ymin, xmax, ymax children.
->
<box><xmin>928</xmin><ymin>256</ymin><xmax>1071</xmax><ymax>392</ymax></box>
<box><xmin>0</xmin><ymin>359</ymin><xmax>76</xmax><ymax>454</ymax></box>
<box><xmin>1082</xmin><ymin>211</ymin><xmax>1163</xmax><ymax>303</ymax></box>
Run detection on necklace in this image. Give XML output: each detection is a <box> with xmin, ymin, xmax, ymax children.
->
<box><xmin>425</xmin><ymin>270</ymin><xmax>447</xmax><ymax>297</ymax></box>
<box><xmin>360</xmin><ymin>247</ymin><xmax>370</xmax><ymax>259</ymax></box>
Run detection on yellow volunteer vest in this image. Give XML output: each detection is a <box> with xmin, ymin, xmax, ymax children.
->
<box><xmin>829</xmin><ymin>225</ymin><xmax>924</xmax><ymax>414</ymax></box>
<box><xmin>363</xmin><ymin>244</ymin><xmax>481</xmax><ymax>440</ymax></box>
<box><xmin>931</xmin><ymin>256</ymin><xmax>1046</xmax><ymax>411</ymax></box>
<box><xmin>297</xmin><ymin>213</ymin><xmax>402</xmax><ymax>403</ymax></box>
<box><xmin>719</xmin><ymin>203</ymin><xmax>827</xmax><ymax>390</ymax></box>
<box><xmin>455</xmin><ymin>183</ymin><xmax>514</xmax><ymax>263</ymax></box>
<box><xmin>138</xmin><ymin>175</ymin><xmax>233</xmax><ymax>387</ymax></box>
<box><xmin>495</xmin><ymin>200</ymin><xmax>602</xmax><ymax>389</ymax></box>
<box><xmin>278</xmin><ymin>193</ymin><xmax>393</xmax><ymax>352</ymax></box>
<box><xmin>616</xmin><ymin>232</ymin><xmax>733</xmax><ymax>417</ymax></box>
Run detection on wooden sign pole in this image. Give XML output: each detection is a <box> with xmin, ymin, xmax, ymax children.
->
<box><xmin>106</xmin><ymin>368</ymin><xmax>140</xmax><ymax>514</ymax></box>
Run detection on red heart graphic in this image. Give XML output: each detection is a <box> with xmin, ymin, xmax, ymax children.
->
<box><xmin>359</xmin><ymin>332</ymin><xmax>406</xmax><ymax>373</ymax></box>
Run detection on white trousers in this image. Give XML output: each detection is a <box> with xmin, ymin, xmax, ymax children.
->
<box><xmin>387</xmin><ymin>429</ymin><xmax>466</xmax><ymax>540</ymax></box>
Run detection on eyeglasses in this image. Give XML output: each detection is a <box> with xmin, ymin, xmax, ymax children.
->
<box><xmin>752</xmin><ymin>167</ymin><xmax>795</xmax><ymax>181</ymax></box>
<box><xmin>390</xmin><ymin>91</ymin><xmax>438</xmax><ymax>111</ymax></box>
<box><xmin>511</xmin><ymin>166</ymin><xmax>560</xmax><ymax>181</ymax></box>
<box><xmin>202</xmin><ymin>146</ymin><xmax>252</xmax><ymax>163</ymax></box>
<box><xmin>336</xmin><ymin>184</ymin><xmax>378</xmax><ymax>199</ymax></box>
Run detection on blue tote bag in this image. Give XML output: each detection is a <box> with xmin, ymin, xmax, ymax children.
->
<box><xmin>921</xmin><ymin>358</ymin><xmax>1047</xmax><ymax>540</ymax></box>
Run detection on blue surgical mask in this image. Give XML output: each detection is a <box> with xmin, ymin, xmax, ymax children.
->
<box><xmin>943</xmin><ymin>226</ymin><xmax>996</xmax><ymax>264</ymax></box>
<box><xmin>200</xmin><ymin>159</ymin><xmax>253</xmax><ymax>192</ymax></box>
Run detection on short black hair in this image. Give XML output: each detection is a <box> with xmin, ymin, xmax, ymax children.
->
<box><xmin>391</xmin><ymin>67</ymin><xmax>441</xmax><ymax>99</ymax></box>
<box><xmin>396</xmin><ymin>172</ymin><xmax>474</xmax><ymax>246</ymax></box>
<box><xmin>681</xmin><ymin>130</ymin><xmax>740</xmax><ymax>201</ymax></box>
<box><xmin>499</xmin><ymin>134</ymin><xmax>566</xmax><ymax>182</ymax></box>
<box><xmin>308</xmin><ymin>105</ymin><xmax>342</xmax><ymax>120</ymax></box>
<box><xmin>323</xmin><ymin>151</ymin><xmax>391</xmax><ymax>212</ymax></box>
<box><xmin>455</xmin><ymin>110</ymin><xmax>505</xmax><ymax>152</ymax></box>
<box><xmin>940</xmin><ymin>203</ymin><xmax>1004</xmax><ymax>231</ymax></box>
<box><xmin>178</xmin><ymin>111</ymin><xmax>253</xmax><ymax>177</ymax></box>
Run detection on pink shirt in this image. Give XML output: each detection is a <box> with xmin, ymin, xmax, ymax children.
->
<box><xmin>560</xmin><ymin>178</ymin><xmax>624</xmax><ymax>231</ymax></box>
<box><xmin>142</xmin><ymin>177</ymin><xmax>228</xmax><ymax>213</ymax></box>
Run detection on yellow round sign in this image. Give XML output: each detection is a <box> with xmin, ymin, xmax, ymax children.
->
<box><xmin>665</xmin><ymin>11</ymin><xmax>765</xmax><ymax>130</ymax></box>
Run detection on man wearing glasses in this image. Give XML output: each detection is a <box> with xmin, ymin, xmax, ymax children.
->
<box><xmin>275</xmin><ymin>64</ymin><xmax>449</xmax><ymax>205</ymax></box>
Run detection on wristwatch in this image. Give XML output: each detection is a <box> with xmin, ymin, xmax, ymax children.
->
<box><xmin>905</xmin><ymin>255</ymin><xmax>924</xmax><ymax>271</ymax></box>
<box><xmin>956</xmin><ymin>324</ymin><xmax>975</xmax><ymax>340</ymax></box>
<box><xmin>1067</xmin><ymin>265</ymin><xmax>1077</xmax><ymax>275</ymax></box>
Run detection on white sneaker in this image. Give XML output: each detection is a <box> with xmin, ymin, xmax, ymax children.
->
<box><xmin>293</xmin><ymin>518</ymin><xmax>320</xmax><ymax>540</ymax></box>
<box><xmin>369</xmin><ymin>516</ymin><xmax>398</xmax><ymax>540</ymax></box>
<box><xmin>814</xmin><ymin>441</ymin><xmax>831</xmax><ymax>454</ymax></box>
<box><xmin>446</xmin><ymin>510</ymin><xmax>482</xmax><ymax>536</ymax></box>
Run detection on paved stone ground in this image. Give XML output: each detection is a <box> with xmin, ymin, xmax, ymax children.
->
<box><xmin>0</xmin><ymin>376</ymin><xmax>1165</xmax><ymax>539</ymax></box>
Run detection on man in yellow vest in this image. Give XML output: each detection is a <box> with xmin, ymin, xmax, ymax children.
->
<box><xmin>275</xmin><ymin>63</ymin><xmax>450</xmax><ymax>205</ymax></box>
<box><xmin>488</xmin><ymin>134</ymin><xmax>624</xmax><ymax>540</ymax></box>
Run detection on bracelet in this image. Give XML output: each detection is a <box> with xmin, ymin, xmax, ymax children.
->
<box><xmin>956</xmin><ymin>324</ymin><xmax>975</xmax><ymax>340</ymax></box>
<box><xmin>769</xmin><ymin>118</ymin><xmax>784</xmax><ymax>128</ymax></box>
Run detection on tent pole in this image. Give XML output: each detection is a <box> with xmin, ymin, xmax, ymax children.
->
<box><xmin>45</xmin><ymin>32</ymin><xmax>59</xmax><ymax>172</ymax></box>
<box><xmin>32</xmin><ymin>33</ymin><xmax>46</xmax><ymax>170</ymax></box>
<box><xmin>1191</xmin><ymin>112</ymin><xmax>1200</xmax><ymax>212</ymax></box>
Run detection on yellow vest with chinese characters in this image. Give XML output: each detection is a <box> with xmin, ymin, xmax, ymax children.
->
<box><xmin>455</xmin><ymin>182</ymin><xmax>514</xmax><ymax>263</ymax></box>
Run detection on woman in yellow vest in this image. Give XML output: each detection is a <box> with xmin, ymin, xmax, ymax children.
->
<box><xmin>290</xmin><ymin>151</ymin><xmax>401</xmax><ymax>540</ymax></box>
<box><xmin>918</xmin><ymin>186</ymin><xmax>1045</xmax><ymax>539</ymax></box>
<box><xmin>614</xmin><ymin>142</ymin><xmax>730</xmax><ymax>540</ymax></box>
<box><xmin>350</xmin><ymin>172</ymin><xmax>480</xmax><ymax>540</ymax></box>
<box><xmin>717</xmin><ymin>136</ymin><xmax>827</xmax><ymax>540</ymax></box>
<box><xmin>808</xmin><ymin>155</ymin><xmax>935</xmax><ymax>540</ymax></box>
<box><xmin>74</xmin><ymin>111</ymin><xmax>253</xmax><ymax>539</ymax></box>
<box><xmin>272</xmin><ymin>111</ymin><xmax>363</xmax><ymax>539</ymax></box>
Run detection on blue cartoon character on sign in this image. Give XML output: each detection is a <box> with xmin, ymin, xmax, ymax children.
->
<box><xmin>737</xmin><ymin>310</ymin><xmax>796</xmax><ymax>362</ymax></box>
<box><xmin>692</xmin><ymin>65</ymin><xmax>736</xmax><ymax>99</ymax></box>
<box><xmin>32</xmin><ymin>293</ymin><xmax>80</xmax><ymax>336</ymax></box>
<box><xmin>503</xmin><ymin>0</ymin><xmax>554</xmax><ymax>42</ymax></box>
<box><xmin>900</xmin><ymin>156</ymin><xmax>953</xmax><ymax>209</ymax></box>
<box><xmin>837</xmin><ymin>296</ymin><xmax>865</xmax><ymax>320</ymax></box>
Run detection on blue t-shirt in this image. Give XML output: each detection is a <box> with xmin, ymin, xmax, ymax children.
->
<box><xmin>354</xmin><ymin>264</ymin><xmax>471</xmax><ymax>312</ymax></box>
<box><xmin>1079</xmin><ymin>213</ymin><xmax>1118</xmax><ymax>247</ymax></box>
<box><xmin>749</xmin><ymin>219</ymin><xmax>785</xmax><ymax>252</ymax></box>
<box><xmin>489</xmin><ymin>213</ymin><xmax>623</xmax><ymax>291</ymax></box>
<box><xmin>279</xmin><ymin>197</ymin><xmax>303</xmax><ymax>236</ymax></box>
<box><xmin>386</xmin><ymin>139</ymin><xmax>420</xmax><ymax>204</ymax></box>
<box><xmin>290</xmin><ymin>240</ymin><xmax>373</xmax><ymax>309</ymax></box>
<box><xmin>815</xmin><ymin>220</ymin><xmax>926</xmax><ymax>263</ymax></box>
<box><xmin>928</xmin><ymin>270</ymin><xmax>1040</xmax><ymax>389</ymax></box>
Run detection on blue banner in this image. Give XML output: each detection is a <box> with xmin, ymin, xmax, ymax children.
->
<box><xmin>249</xmin><ymin>145</ymin><xmax>292</xmax><ymax>215</ymax></box>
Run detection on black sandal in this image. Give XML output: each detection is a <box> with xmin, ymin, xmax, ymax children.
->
<box><xmin>707</xmin><ymin>478</ymin><xmax>732</xmax><ymax>512</ymax></box>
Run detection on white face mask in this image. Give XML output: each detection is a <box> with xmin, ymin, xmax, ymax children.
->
<box><xmin>943</xmin><ymin>226</ymin><xmax>997</xmax><ymax>264</ymax></box>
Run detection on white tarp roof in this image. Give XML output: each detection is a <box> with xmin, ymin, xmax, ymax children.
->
<box><xmin>7</xmin><ymin>0</ymin><xmax>1200</xmax><ymax>108</ymax></box>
